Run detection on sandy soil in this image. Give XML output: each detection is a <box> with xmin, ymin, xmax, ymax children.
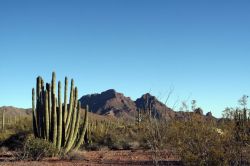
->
<box><xmin>0</xmin><ymin>150</ymin><xmax>182</xmax><ymax>166</ymax></box>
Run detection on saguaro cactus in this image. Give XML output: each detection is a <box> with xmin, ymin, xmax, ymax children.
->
<box><xmin>32</xmin><ymin>72</ymin><xmax>88</xmax><ymax>153</ymax></box>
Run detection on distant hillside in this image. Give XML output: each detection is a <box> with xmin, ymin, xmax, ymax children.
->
<box><xmin>0</xmin><ymin>106</ymin><xmax>115</xmax><ymax>123</ymax></box>
<box><xmin>0</xmin><ymin>106</ymin><xmax>31</xmax><ymax>117</ymax></box>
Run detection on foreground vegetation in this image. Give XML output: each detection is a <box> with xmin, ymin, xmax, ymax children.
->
<box><xmin>0</xmin><ymin>72</ymin><xmax>249</xmax><ymax>165</ymax></box>
<box><xmin>0</xmin><ymin>105</ymin><xmax>249</xmax><ymax>165</ymax></box>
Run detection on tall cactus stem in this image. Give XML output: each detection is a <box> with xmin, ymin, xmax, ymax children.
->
<box><xmin>45</xmin><ymin>90</ymin><xmax>50</xmax><ymax>140</ymax></box>
<box><xmin>65</xmin><ymin>79</ymin><xmax>74</xmax><ymax>134</ymax></box>
<box><xmin>74</xmin><ymin>105</ymin><xmax>88</xmax><ymax>150</ymax></box>
<box><xmin>46</xmin><ymin>83</ymin><xmax>52</xmax><ymax>139</ymax></box>
<box><xmin>72</xmin><ymin>101</ymin><xmax>81</xmax><ymax>147</ymax></box>
<box><xmin>62</xmin><ymin>77</ymin><xmax>68</xmax><ymax>146</ymax></box>
<box><xmin>64</xmin><ymin>87</ymin><xmax>78</xmax><ymax>152</ymax></box>
<box><xmin>57</xmin><ymin>81</ymin><xmax>62</xmax><ymax>149</ymax></box>
<box><xmin>52</xmin><ymin>94</ymin><xmax>57</xmax><ymax>145</ymax></box>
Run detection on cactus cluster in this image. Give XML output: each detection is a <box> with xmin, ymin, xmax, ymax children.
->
<box><xmin>32</xmin><ymin>72</ymin><xmax>88</xmax><ymax>153</ymax></box>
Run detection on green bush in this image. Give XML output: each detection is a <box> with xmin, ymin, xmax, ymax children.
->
<box><xmin>22</xmin><ymin>135</ymin><xmax>58</xmax><ymax>160</ymax></box>
<box><xmin>167</xmin><ymin>116</ymin><xmax>242</xmax><ymax>166</ymax></box>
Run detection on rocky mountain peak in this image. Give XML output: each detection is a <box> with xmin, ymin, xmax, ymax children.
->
<box><xmin>79</xmin><ymin>89</ymin><xmax>137</xmax><ymax>117</ymax></box>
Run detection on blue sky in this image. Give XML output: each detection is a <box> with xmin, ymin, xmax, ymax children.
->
<box><xmin>0</xmin><ymin>0</ymin><xmax>249</xmax><ymax>117</ymax></box>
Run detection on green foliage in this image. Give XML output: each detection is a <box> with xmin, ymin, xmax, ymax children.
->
<box><xmin>167</xmin><ymin>115</ymin><xmax>250</xmax><ymax>166</ymax></box>
<box><xmin>23</xmin><ymin>135</ymin><xmax>58</xmax><ymax>160</ymax></box>
<box><xmin>168</xmin><ymin>117</ymin><xmax>229</xmax><ymax>165</ymax></box>
<box><xmin>0</xmin><ymin>116</ymin><xmax>32</xmax><ymax>143</ymax></box>
<box><xmin>85</xmin><ymin>120</ymin><xmax>143</xmax><ymax>150</ymax></box>
<box><xmin>142</xmin><ymin>118</ymin><xmax>170</xmax><ymax>151</ymax></box>
<box><xmin>0</xmin><ymin>130</ymin><xmax>15</xmax><ymax>143</ymax></box>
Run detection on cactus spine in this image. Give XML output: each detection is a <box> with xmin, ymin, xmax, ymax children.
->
<box><xmin>32</xmin><ymin>72</ymin><xmax>88</xmax><ymax>153</ymax></box>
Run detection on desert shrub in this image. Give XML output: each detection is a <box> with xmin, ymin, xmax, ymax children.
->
<box><xmin>139</xmin><ymin>117</ymin><xmax>178</xmax><ymax>165</ymax></box>
<box><xmin>12</xmin><ymin>117</ymin><xmax>32</xmax><ymax>133</ymax></box>
<box><xmin>0</xmin><ymin>132</ymin><xmax>29</xmax><ymax>151</ymax></box>
<box><xmin>134</xmin><ymin>113</ymin><xmax>250</xmax><ymax>165</ymax></box>
<box><xmin>0</xmin><ymin>116</ymin><xmax>32</xmax><ymax>143</ymax></box>
<box><xmin>219</xmin><ymin>107</ymin><xmax>250</xmax><ymax>165</ymax></box>
<box><xmin>0</xmin><ymin>130</ymin><xmax>15</xmax><ymax>143</ymax></box>
<box><xmin>22</xmin><ymin>135</ymin><xmax>58</xmax><ymax>160</ymax></box>
<box><xmin>91</xmin><ymin>131</ymin><xmax>127</xmax><ymax>150</ymax></box>
<box><xmin>142</xmin><ymin>118</ymin><xmax>170</xmax><ymax>151</ymax></box>
<box><xmin>62</xmin><ymin>150</ymin><xmax>86</xmax><ymax>161</ymax></box>
<box><xmin>85</xmin><ymin>142</ymin><xmax>103</xmax><ymax>151</ymax></box>
<box><xmin>107</xmin><ymin>134</ymin><xmax>132</xmax><ymax>150</ymax></box>
<box><xmin>87</xmin><ymin>120</ymin><xmax>140</xmax><ymax>150</ymax></box>
<box><xmin>167</xmin><ymin>115</ymin><xmax>247</xmax><ymax>166</ymax></box>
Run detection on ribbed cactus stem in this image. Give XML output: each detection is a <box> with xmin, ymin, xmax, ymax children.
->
<box><xmin>57</xmin><ymin>81</ymin><xmax>62</xmax><ymax>149</ymax></box>
<box><xmin>64</xmin><ymin>87</ymin><xmax>78</xmax><ymax>153</ymax></box>
<box><xmin>72</xmin><ymin>101</ymin><xmax>81</xmax><ymax>146</ymax></box>
<box><xmin>74</xmin><ymin>105</ymin><xmax>88</xmax><ymax>150</ymax></box>
<box><xmin>51</xmin><ymin>72</ymin><xmax>57</xmax><ymax>145</ymax></box>
<box><xmin>45</xmin><ymin>90</ymin><xmax>50</xmax><ymax>140</ymax></box>
<box><xmin>46</xmin><ymin>83</ymin><xmax>51</xmax><ymax>139</ymax></box>
<box><xmin>52</xmin><ymin>94</ymin><xmax>57</xmax><ymax>146</ymax></box>
<box><xmin>62</xmin><ymin>77</ymin><xmax>68</xmax><ymax>146</ymax></box>
<box><xmin>65</xmin><ymin>108</ymin><xmax>76</xmax><ymax>151</ymax></box>
<box><xmin>36</xmin><ymin>77</ymin><xmax>41</xmax><ymax>101</ymax></box>
<box><xmin>36</xmin><ymin>76</ymin><xmax>42</xmax><ymax>137</ymax></box>
<box><xmin>52</xmin><ymin>72</ymin><xmax>56</xmax><ymax>95</ymax></box>
<box><xmin>65</xmin><ymin>79</ymin><xmax>74</xmax><ymax>134</ymax></box>
<box><xmin>64</xmin><ymin>77</ymin><xmax>68</xmax><ymax>123</ymax></box>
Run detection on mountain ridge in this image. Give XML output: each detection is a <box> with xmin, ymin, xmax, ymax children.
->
<box><xmin>80</xmin><ymin>89</ymin><xmax>177</xmax><ymax>120</ymax></box>
<box><xmin>1</xmin><ymin>89</ymin><xmax>215</xmax><ymax>120</ymax></box>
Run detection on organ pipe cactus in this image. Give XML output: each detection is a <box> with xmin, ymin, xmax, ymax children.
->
<box><xmin>32</xmin><ymin>72</ymin><xmax>88</xmax><ymax>153</ymax></box>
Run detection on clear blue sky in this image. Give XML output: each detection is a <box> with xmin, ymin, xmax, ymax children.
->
<box><xmin>0</xmin><ymin>0</ymin><xmax>249</xmax><ymax>117</ymax></box>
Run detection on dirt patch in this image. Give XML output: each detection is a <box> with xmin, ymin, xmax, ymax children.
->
<box><xmin>0</xmin><ymin>150</ymin><xmax>182</xmax><ymax>166</ymax></box>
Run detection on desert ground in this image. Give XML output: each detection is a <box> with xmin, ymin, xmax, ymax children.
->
<box><xmin>0</xmin><ymin>149</ymin><xmax>181</xmax><ymax>166</ymax></box>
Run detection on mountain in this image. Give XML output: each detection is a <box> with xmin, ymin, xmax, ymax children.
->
<box><xmin>0</xmin><ymin>106</ymin><xmax>31</xmax><ymax>117</ymax></box>
<box><xmin>79</xmin><ymin>89</ymin><xmax>175</xmax><ymax>120</ymax></box>
<box><xmin>79</xmin><ymin>89</ymin><xmax>137</xmax><ymax>118</ymax></box>
<box><xmin>135</xmin><ymin>93</ymin><xmax>175</xmax><ymax>120</ymax></box>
